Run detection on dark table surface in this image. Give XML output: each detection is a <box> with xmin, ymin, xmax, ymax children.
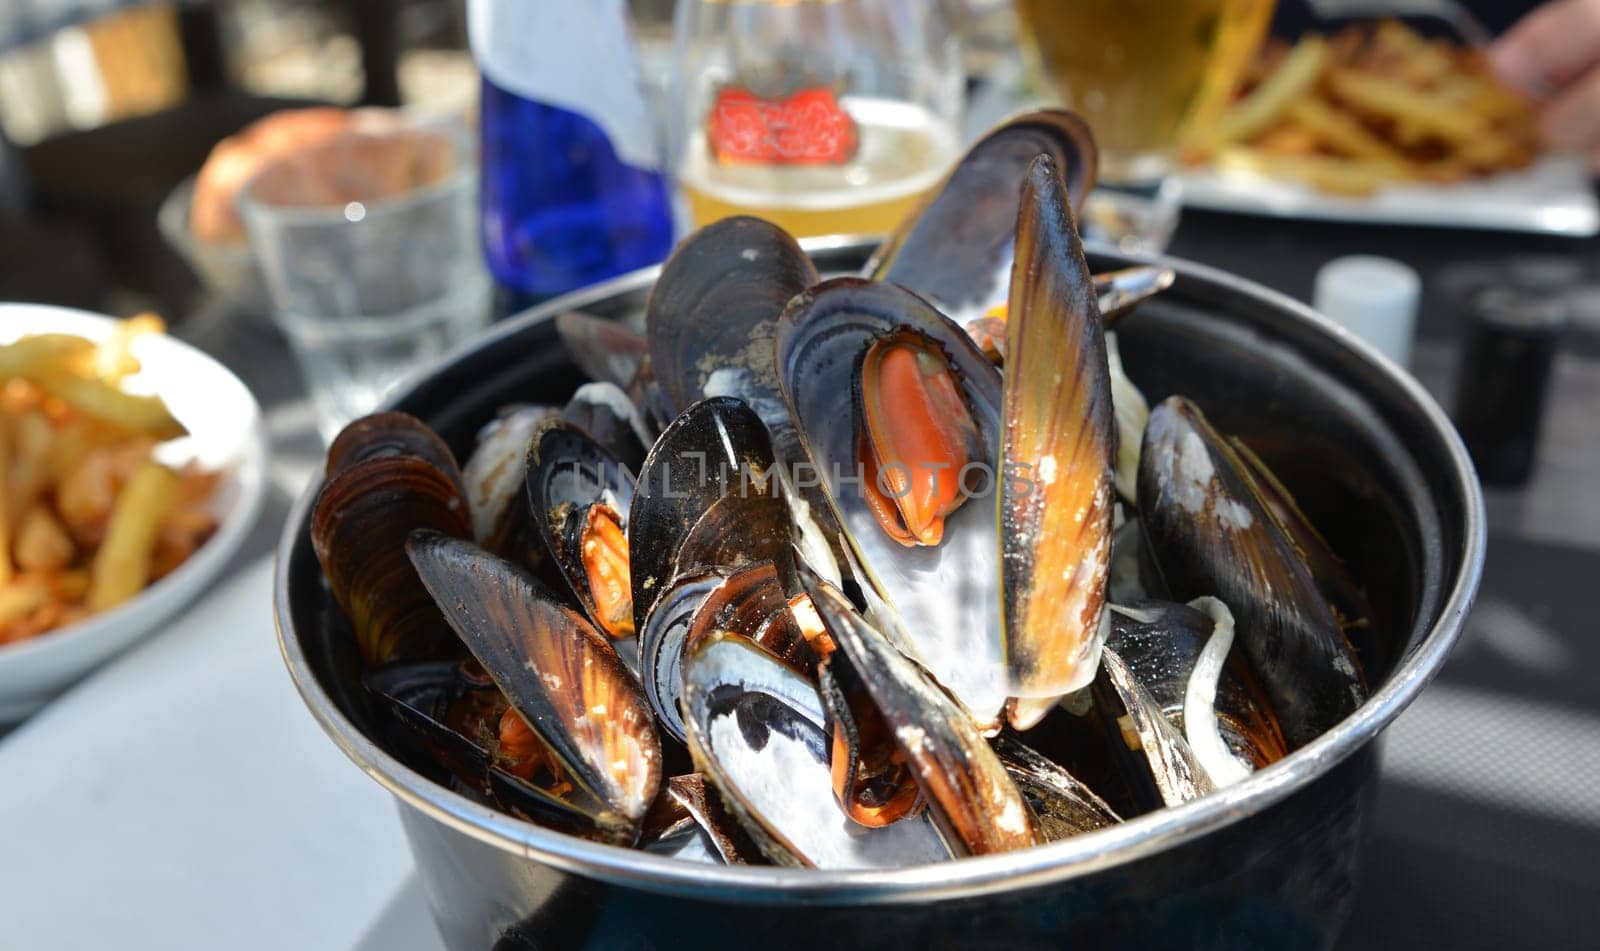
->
<box><xmin>11</xmin><ymin>198</ymin><xmax>1596</xmax><ymax>948</ymax></box>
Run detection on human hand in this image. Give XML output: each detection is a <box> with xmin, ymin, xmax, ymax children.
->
<box><xmin>1491</xmin><ymin>0</ymin><xmax>1600</xmax><ymax>167</ymax></box>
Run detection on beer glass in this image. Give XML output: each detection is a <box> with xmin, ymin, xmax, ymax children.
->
<box><xmin>1016</xmin><ymin>0</ymin><xmax>1275</xmax><ymax>251</ymax></box>
<box><xmin>668</xmin><ymin>0</ymin><xmax>965</xmax><ymax>239</ymax></box>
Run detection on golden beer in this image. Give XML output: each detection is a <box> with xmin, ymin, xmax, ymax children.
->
<box><xmin>679</xmin><ymin>97</ymin><xmax>959</xmax><ymax>238</ymax></box>
<box><xmin>1016</xmin><ymin>0</ymin><xmax>1275</xmax><ymax>180</ymax></box>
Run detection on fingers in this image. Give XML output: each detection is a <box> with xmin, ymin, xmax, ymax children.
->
<box><xmin>1489</xmin><ymin>0</ymin><xmax>1600</xmax><ymax>99</ymax></box>
<box><xmin>1540</xmin><ymin>62</ymin><xmax>1600</xmax><ymax>151</ymax></box>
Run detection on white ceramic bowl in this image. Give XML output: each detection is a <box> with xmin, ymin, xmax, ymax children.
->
<box><xmin>0</xmin><ymin>305</ymin><xmax>267</xmax><ymax>721</ymax></box>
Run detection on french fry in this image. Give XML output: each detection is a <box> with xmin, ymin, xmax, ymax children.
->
<box><xmin>1285</xmin><ymin>97</ymin><xmax>1411</xmax><ymax>165</ymax></box>
<box><xmin>1191</xmin><ymin>36</ymin><xmax>1329</xmax><ymax>156</ymax></box>
<box><xmin>89</xmin><ymin>460</ymin><xmax>181</xmax><ymax>611</ymax></box>
<box><xmin>28</xmin><ymin>369</ymin><xmax>187</xmax><ymax>440</ymax></box>
<box><xmin>45</xmin><ymin>570</ymin><xmax>91</xmax><ymax>602</ymax></box>
<box><xmin>0</xmin><ymin>335</ymin><xmax>96</xmax><ymax>379</ymax></box>
<box><xmin>1214</xmin><ymin>147</ymin><xmax>1395</xmax><ymax>198</ymax></box>
<box><xmin>9</xmin><ymin>410</ymin><xmax>53</xmax><ymax>518</ymax></box>
<box><xmin>1372</xmin><ymin>20</ymin><xmax>1454</xmax><ymax>87</ymax></box>
<box><xmin>1255</xmin><ymin>123</ymin><xmax>1321</xmax><ymax>156</ymax></box>
<box><xmin>1327</xmin><ymin>68</ymin><xmax>1487</xmax><ymax>143</ymax></box>
<box><xmin>1200</xmin><ymin>20</ymin><xmax>1541</xmax><ymax>196</ymax></box>
<box><xmin>15</xmin><ymin>506</ymin><xmax>76</xmax><ymax>573</ymax></box>
<box><xmin>0</xmin><ymin>421</ymin><xmax>12</xmax><ymax>586</ymax></box>
<box><xmin>0</xmin><ymin>581</ymin><xmax>48</xmax><ymax>630</ymax></box>
<box><xmin>91</xmin><ymin>313</ymin><xmax>164</xmax><ymax>384</ymax></box>
<box><xmin>0</xmin><ymin>318</ymin><xmax>220</xmax><ymax>646</ymax></box>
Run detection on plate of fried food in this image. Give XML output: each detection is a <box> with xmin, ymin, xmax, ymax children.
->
<box><xmin>1181</xmin><ymin>19</ymin><xmax>1599</xmax><ymax>236</ymax></box>
<box><xmin>0</xmin><ymin>308</ymin><xmax>266</xmax><ymax>720</ymax></box>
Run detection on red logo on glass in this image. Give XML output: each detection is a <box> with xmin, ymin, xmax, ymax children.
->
<box><xmin>708</xmin><ymin>88</ymin><xmax>858</xmax><ymax>165</ymax></box>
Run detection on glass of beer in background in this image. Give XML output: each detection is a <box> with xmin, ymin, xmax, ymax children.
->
<box><xmin>1015</xmin><ymin>0</ymin><xmax>1275</xmax><ymax>251</ymax></box>
<box><xmin>668</xmin><ymin>0</ymin><xmax>965</xmax><ymax>239</ymax></box>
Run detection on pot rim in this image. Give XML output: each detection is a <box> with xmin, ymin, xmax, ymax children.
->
<box><xmin>273</xmin><ymin>237</ymin><xmax>1485</xmax><ymax>904</ymax></box>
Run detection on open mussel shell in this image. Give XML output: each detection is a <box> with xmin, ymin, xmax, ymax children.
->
<box><xmin>363</xmin><ymin>661</ymin><xmax>623</xmax><ymax>842</ymax></box>
<box><xmin>991</xmin><ymin>735</ymin><xmax>1119</xmax><ymax>842</ymax></box>
<box><xmin>961</xmin><ymin>267</ymin><xmax>1175</xmax><ymax>368</ymax></box>
<box><xmin>555</xmin><ymin>310</ymin><xmax>651</xmax><ymax>395</ymax></box>
<box><xmin>1227</xmin><ymin>436</ymin><xmax>1385</xmax><ymax>679</ymax></box>
<box><xmin>462</xmin><ymin>405</ymin><xmax>557</xmax><ymax>563</ymax></box>
<box><xmin>629</xmin><ymin>397</ymin><xmax>783</xmax><ymax>632</ymax></box>
<box><xmin>804</xmin><ymin>574</ymin><xmax>1039</xmax><ymax>856</ymax></box>
<box><xmin>680</xmin><ymin>629</ymin><xmax>949</xmax><ymax>868</ymax></box>
<box><xmin>1106</xmin><ymin>333</ymin><xmax>1150</xmax><ymax>505</ymax></box>
<box><xmin>1109</xmin><ymin>600</ymin><xmax>1288</xmax><ymax>773</ymax></box>
<box><xmin>865</xmin><ymin>108</ymin><xmax>1097</xmax><ymax>325</ymax></box>
<box><xmin>645</xmin><ymin>216</ymin><xmax>850</xmax><ymax>584</ymax></box>
<box><xmin>639</xmin><ymin>569</ymin><xmax>727</xmax><ymax>744</ymax></box>
<box><xmin>1094</xmin><ymin>645</ymin><xmax>1216</xmax><ymax>808</ymax></box>
<box><xmin>365</xmin><ymin>660</ymin><xmax>503</xmax><ymax>782</ymax></box>
<box><xmin>818</xmin><ymin>646</ymin><xmax>922</xmax><ymax>828</ymax></box>
<box><xmin>312</xmin><ymin>416</ymin><xmax>472</xmax><ymax>667</ymax></box>
<box><xmin>526</xmin><ymin>420</ymin><xmax>638</xmax><ymax>640</ymax></box>
<box><xmin>642</xmin><ymin>561</ymin><xmax>821</xmax><ymax>746</ymax></box>
<box><xmin>1137</xmin><ymin>396</ymin><xmax>1367</xmax><ymax>749</ymax></box>
<box><xmin>406</xmin><ymin>531</ymin><xmax>662</xmax><ymax>838</ymax></box>
<box><xmin>664</xmin><ymin>773</ymin><xmax>766</xmax><ymax>865</ymax></box>
<box><xmin>674</xmin><ymin>492</ymin><xmax>797</xmax><ymax>588</ymax></box>
<box><xmin>999</xmin><ymin>155</ymin><xmax>1116</xmax><ymax>724</ymax></box>
<box><xmin>777</xmin><ymin>277</ymin><xmax>1009</xmax><ymax>727</ymax></box>
<box><xmin>561</xmin><ymin>382</ymin><xmax>653</xmax><ymax>475</ymax></box>
<box><xmin>645</xmin><ymin>216</ymin><xmax>819</xmax><ymax>422</ymax></box>
<box><xmin>1096</xmin><ymin>265</ymin><xmax>1176</xmax><ymax>325</ymax></box>
<box><xmin>685</xmin><ymin>561</ymin><xmax>820</xmax><ymax>675</ymax></box>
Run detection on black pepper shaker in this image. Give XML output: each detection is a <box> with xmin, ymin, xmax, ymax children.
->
<box><xmin>1452</xmin><ymin>287</ymin><xmax>1569</xmax><ymax>486</ymax></box>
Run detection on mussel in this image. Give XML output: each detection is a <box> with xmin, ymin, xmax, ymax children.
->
<box><xmin>555</xmin><ymin>310</ymin><xmax>651</xmax><ymax>398</ymax></box>
<box><xmin>998</xmin><ymin>155</ymin><xmax>1117</xmax><ymax>724</ymax></box>
<box><xmin>777</xmin><ymin>276</ymin><xmax>1010</xmax><ymax>726</ymax></box>
<box><xmin>680</xmin><ymin>628</ymin><xmax>949</xmax><ymax>868</ymax></box>
<box><xmin>1228</xmin><ymin>436</ymin><xmax>1384</xmax><ymax>678</ymax></box>
<box><xmin>629</xmin><ymin>397</ymin><xmax>793</xmax><ymax>630</ymax></box>
<box><xmin>561</xmin><ymin>382</ymin><xmax>653</xmax><ymax>475</ymax></box>
<box><xmin>305</xmin><ymin>104</ymin><xmax>1390</xmax><ymax>872</ymax></box>
<box><xmin>817</xmin><ymin>646</ymin><xmax>922</xmax><ymax>827</ymax></box>
<box><xmin>867</xmin><ymin>109</ymin><xmax>1097</xmax><ymax>324</ymax></box>
<box><xmin>1138</xmin><ymin>396</ymin><xmax>1367</xmax><ymax>749</ymax></box>
<box><xmin>312</xmin><ymin>413</ymin><xmax>471</xmax><ymax>666</ymax></box>
<box><xmin>1109</xmin><ymin>599</ymin><xmax>1288</xmax><ymax>778</ymax></box>
<box><xmin>992</xmin><ymin>735</ymin><xmax>1119</xmax><ymax>842</ymax></box>
<box><xmin>526</xmin><ymin>421</ymin><xmax>637</xmax><ymax>641</ymax></box>
<box><xmin>408</xmin><ymin>531</ymin><xmax>663</xmax><ymax>840</ymax></box>
<box><xmin>644</xmin><ymin>217</ymin><xmax>848</xmax><ymax>583</ymax></box>
<box><xmin>461</xmin><ymin>404</ymin><xmax>556</xmax><ymax>565</ymax></box>
<box><xmin>803</xmin><ymin>574</ymin><xmax>1039</xmax><ymax>855</ymax></box>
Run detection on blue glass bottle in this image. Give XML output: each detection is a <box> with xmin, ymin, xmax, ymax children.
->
<box><xmin>478</xmin><ymin>78</ymin><xmax>675</xmax><ymax>307</ymax></box>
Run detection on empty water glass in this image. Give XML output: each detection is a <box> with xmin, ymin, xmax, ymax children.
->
<box><xmin>240</xmin><ymin>119</ymin><xmax>491</xmax><ymax>440</ymax></box>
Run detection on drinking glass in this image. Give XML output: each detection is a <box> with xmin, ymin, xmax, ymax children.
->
<box><xmin>240</xmin><ymin>120</ymin><xmax>491</xmax><ymax>441</ymax></box>
<box><xmin>1015</xmin><ymin>0</ymin><xmax>1275</xmax><ymax>252</ymax></box>
<box><xmin>668</xmin><ymin>0</ymin><xmax>965</xmax><ymax>239</ymax></box>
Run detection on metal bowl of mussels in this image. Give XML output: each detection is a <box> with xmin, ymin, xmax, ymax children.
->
<box><xmin>275</xmin><ymin>113</ymin><xmax>1483</xmax><ymax>951</ymax></box>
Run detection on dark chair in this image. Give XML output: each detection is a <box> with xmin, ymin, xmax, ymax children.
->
<box><xmin>7</xmin><ymin>0</ymin><xmax>402</xmax><ymax>316</ymax></box>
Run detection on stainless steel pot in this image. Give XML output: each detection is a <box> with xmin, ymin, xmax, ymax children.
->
<box><xmin>274</xmin><ymin>240</ymin><xmax>1484</xmax><ymax>950</ymax></box>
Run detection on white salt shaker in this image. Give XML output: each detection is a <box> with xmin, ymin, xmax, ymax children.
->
<box><xmin>1312</xmin><ymin>255</ymin><xmax>1422</xmax><ymax>367</ymax></box>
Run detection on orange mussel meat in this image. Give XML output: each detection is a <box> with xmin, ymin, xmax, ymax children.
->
<box><xmin>857</xmin><ymin>331</ymin><xmax>984</xmax><ymax>547</ymax></box>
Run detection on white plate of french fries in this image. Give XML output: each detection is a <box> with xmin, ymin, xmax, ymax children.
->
<box><xmin>1180</xmin><ymin>20</ymin><xmax>1600</xmax><ymax>236</ymax></box>
<box><xmin>0</xmin><ymin>306</ymin><xmax>266</xmax><ymax>720</ymax></box>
